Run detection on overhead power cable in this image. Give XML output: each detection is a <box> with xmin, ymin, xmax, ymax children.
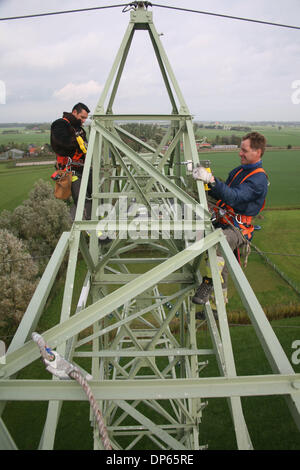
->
<box><xmin>0</xmin><ymin>3</ymin><xmax>128</xmax><ymax>21</ymax></box>
<box><xmin>0</xmin><ymin>2</ymin><xmax>299</xmax><ymax>31</ymax></box>
<box><xmin>151</xmin><ymin>3</ymin><xmax>300</xmax><ymax>31</ymax></box>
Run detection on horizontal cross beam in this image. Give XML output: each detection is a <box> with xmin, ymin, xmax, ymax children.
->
<box><xmin>1</xmin><ymin>374</ymin><xmax>299</xmax><ymax>401</ymax></box>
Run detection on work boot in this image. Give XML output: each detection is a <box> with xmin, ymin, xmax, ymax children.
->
<box><xmin>98</xmin><ymin>236</ymin><xmax>113</xmax><ymax>245</ymax></box>
<box><xmin>195</xmin><ymin>311</ymin><xmax>205</xmax><ymax>321</ymax></box>
<box><xmin>192</xmin><ymin>277</ymin><xmax>213</xmax><ymax>305</ymax></box>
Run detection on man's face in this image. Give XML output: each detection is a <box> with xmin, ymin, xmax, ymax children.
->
<box><xmin>239</xmin><ymin>138</ymin><xmax>262</xmax><ymax>165</ymax></box>
<box><xmin>72</xmin><ymin>109</ymin><xmax>88</xmax><ymax>125</ymax></box>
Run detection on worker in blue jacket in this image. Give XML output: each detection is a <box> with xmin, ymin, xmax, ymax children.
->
<box><xmin>192</xmin><ymin>132</ymin><xmax>268</xmax><ymax>306</ymax></box>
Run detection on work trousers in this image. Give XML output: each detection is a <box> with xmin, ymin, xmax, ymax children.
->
<box><xmin>218</xmin><ymin>225</ymin><xmax>245</xmax><ymax>289</ymax></box>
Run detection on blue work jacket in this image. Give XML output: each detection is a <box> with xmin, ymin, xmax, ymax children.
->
<box><xmin>209</xmin><ymin>160</ymin><xmax>268</xmax><ymax>217</ymax></box>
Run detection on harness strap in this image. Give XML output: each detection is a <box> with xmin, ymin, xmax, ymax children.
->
<box><xmin>228</xmin><ymin>168</ymin><xmax>243</xmax><ymax>187</ymax></box>
<box><xmin>239</xmin><ymin>167</ymin><xmax>267</xmax><ymax>184</ymax></box>
<box><xmin>215</xmin><ymin>167</ymin><xmax>267</xmax><ymax>240</ymax></box>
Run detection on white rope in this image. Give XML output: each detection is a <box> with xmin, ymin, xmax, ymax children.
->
<box><xmin>32</xmin><ymin>332</ymin><xmax>112</xmax><ymax>450</ymax></box>
<box><xmin>69</xmin><ymin>369</ymin><xmax>112</xmax><ymax>450</ymax></box>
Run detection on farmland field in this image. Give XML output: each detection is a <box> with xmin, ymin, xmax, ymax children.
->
<box><xmin>0</xmin><ymin>148</ymin><xmax>300</xmax><ymax>211</ymax></box>
<box><xmin>0</xmin><ymin>162</ymin><xmax>54</xmax><ymax>211</ymax></box>
<box><xmin>199</xmin><ymin>148</ymin><xmax>300</xmax><ymax>208</ymax></box>
<box><xmin>0</xmin><ymin>128</ymin><xmax>50</xmax><ymax>146</ymax></box>
<box><xmin>1</xmin><ymin>123</ymin><xmax>300</xmax><ymax>149</ymax></box>
<box><xmin>253</xmin><ymin>210</ymin><xmax>300</xmax><ymax>290</ymax></box>
<box><xmin>196</xmin><ymin>124</ymin><xmax>300</xmax><ymax>147</ymax></box>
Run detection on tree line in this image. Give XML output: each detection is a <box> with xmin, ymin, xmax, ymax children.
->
<box><xmin>0</xmin><ymin>181</ymin><xmax>71</xmax><ymax>340</ymax></box>
<box><xmin>120</xmin><ymin>123</ymin><xmax>166</xmax><ymax>151</ymax></box>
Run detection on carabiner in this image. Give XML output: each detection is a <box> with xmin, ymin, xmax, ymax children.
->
<box><xmin>235</xmin><ymin>214</ymin><xmax>242</xmax><ymax>224</ymax></box>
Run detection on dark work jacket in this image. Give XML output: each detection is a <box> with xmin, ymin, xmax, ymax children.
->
<box><xmin>209</xmin><ymin>160</ymin><xmax>268</xmax><ymax>217</ymax></box>
<box><xmin>50</xmin><ymin>112</ymin><xmax>87</xmax><ymax>165</ymax></box>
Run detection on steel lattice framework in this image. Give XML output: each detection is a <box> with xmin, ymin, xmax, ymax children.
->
<box><xmin>0</xmin><ymin>4</ymin><xmax>300</xmax><ymax>450</ymax></box>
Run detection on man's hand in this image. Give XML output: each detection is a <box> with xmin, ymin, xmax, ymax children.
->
<box><xmin>192</xmin><ymin>166</ymin><xmax>214</xmax><ymax>183</ymax></box>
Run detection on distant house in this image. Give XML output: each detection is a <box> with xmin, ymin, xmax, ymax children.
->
<box><xmin>28</xmin><ymin>144</ymin><xmax>40</xmax><ymax>156</ymax></box>
<box><xmin>29</xmin><ymin>147</ymin><xmax>38</xmax><ymax>156</ymax></box>
<box><xmin>197</xmin><ymin>142</ymin><xmax>212</xmax><ymax>150</ymax></box>
<box><xmin>0</xmin><ymin>148</ymin><xmax>24</xmax><ymax>160</ymax></box>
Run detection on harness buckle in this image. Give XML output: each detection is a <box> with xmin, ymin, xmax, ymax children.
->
<box><xmin>235</xmin><ymin>214</ymin><xmax>243</xmax><ymax>224</ymax></box>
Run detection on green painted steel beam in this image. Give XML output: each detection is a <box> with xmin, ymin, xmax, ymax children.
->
<box><xmin>0</xmin><ymin>230</ymin><xmax>223</xmax><ymax>379</ymax></box>
<box><xmin>92</xmin><ymin>192</ymin><xmax>176</xmax><ymax>198</ymax></box>
<box><xmin>73</xmin><ymin>348</ymin><xmax>214</xmax><ymax>358</ymax></box>
<box><xmin>93</xmin><ymin>114</ymin><xmax>193</xmax><ymax>121</ymax></box>
<box><xmin>94</xmin><ymin>21</ymin><xmax>135</xmax><ymax>114</ymax></box>
<box><xmin>73</xmin><ymin>220</ymin><xmax>208</xmax><ymax>232</ymax></box>
<box><xmin>7</xmin><ymin>232</ymin><xmax>70</xmax><ymax>354</ymax></box>
<box><xmin>108</xmin><ymin>142</ymin><xmax>151</xmax><ymax>208</ymax></box>
<box><xmin>220</xmin><ymin>237</ymin><xmax>300</xmax><ymax>432</ymax></box>
<box><xmin>220</xmin><ymin>238</ymin><xmax>298</xmax><ymax>377</ymax></box>
<box><xmin>115</xmin><ymin>125</ymin><xmax>165</xmax><ymax>158</ymax></box>
<box><xmin>2</xmin><ymin>374</ymin><xmax>300</xmax><ymax>401</ymax></box>
<box><xmin>147</xmin><ymin>22</ymin><xmax>189</xmax><ymax>114</ymax></box>
<box><xmin>0</xmin><ymin>418</ymin><xmax>18</xmax><ymax>450</ymax></box>
<box><xmin>75</xmin><ymin>285</ymin><xmax>193</xmax><ymax>348</ymax></box>
<box><xmin>116</xmin><ymin>400</ymin><xmax>187</xmax><ymax>450</ymax></box>
<box><xmin>92</xmin><ymin>273</ymin><xmax>194</xmax><ymax>285</ymax></box>
<box><xmin>94</xmin><ymin>121</ymin><xmax>210</xmax><ymax>219</ymax></box>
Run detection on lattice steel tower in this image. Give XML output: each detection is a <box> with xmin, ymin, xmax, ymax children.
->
<box><xmin>0</xmin><ymin>3</ymin><xmax>300</xmax><ymax>450</ymax></box>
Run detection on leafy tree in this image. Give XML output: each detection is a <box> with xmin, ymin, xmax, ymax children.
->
<box><xmin>0</xmin><ymin>180</ymin><xmax>72</xmax><ymax>272</ymax></box>
<box><xmin>0</xmin><ymin>229</ymin><xmax>39</xmax><ymax>330</ymax></box>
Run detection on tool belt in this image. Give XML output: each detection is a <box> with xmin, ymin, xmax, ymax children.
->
<box><xmin>56</xmin><ymin>151</ymin><xmax>84</xmax><ymax>169</ymax></box>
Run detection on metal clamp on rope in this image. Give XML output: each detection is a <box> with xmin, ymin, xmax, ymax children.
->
<box><xmin>43</xmin><ymin>350</ymin><xmax>77</xmax><ymax>380</ymax></box>
<box><xmin>122</xmin><ymin>1</ymin><xmax>152</xmax><ymax>13</ymax></box>
<box><xmin>32</xmin><ymin>332</ymin><xmax>77</xmax><ymax>380</ymax></box>
<box><xmin>122</xmin><ymin>2</ymin><xmax>138</xmax><ymax>12</ymax></box>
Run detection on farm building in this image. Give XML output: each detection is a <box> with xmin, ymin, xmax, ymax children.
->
<box><xmin>0</xmin><ymin>148</ymin><xmax>24</xmax><ymax>160</ymax></box>
<box><xmin>213</xmin><ymin>144</ymin><xmax>238</xmax><ymax>150</ymax></box>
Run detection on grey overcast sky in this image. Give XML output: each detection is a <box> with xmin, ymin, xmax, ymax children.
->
<box><xmin>0</xmin><ymin>0</ymin><xmax>300</xmax><ymax>123</ymax></box>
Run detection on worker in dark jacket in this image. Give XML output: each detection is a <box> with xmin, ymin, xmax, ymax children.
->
<box><xmin>192</xmin><ymin>131</ymin><xmax>268</xmax><ymax>305</ymax></box>
<box><xmin>50</xmin><ymin>103</ymin><xmax>92</xmax><ymax>219</ymax></box>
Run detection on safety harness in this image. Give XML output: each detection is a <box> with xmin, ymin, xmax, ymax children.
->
<box><xmin>55</xmin><ymin>117</ymin><xmax>87</xmax><ymax>171</ymax></box>
<box><xmin>214</xmin><ymin>167</ymin><xmax>267</xmax><ymax>240</ymax></box>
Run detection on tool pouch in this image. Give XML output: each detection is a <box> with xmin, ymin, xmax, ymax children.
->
<box><xmin>54</xmin><ymin>170</ymin><xmax>72</xmax><ymax>200</ymax></box>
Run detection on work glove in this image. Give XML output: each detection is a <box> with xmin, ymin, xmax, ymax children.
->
<box><xmin>192</xmin><ymin>166</ymin><xmax>214</xmax><ymax>183</ymax></box>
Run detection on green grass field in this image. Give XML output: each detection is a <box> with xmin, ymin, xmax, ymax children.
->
<box><xmin>1</xmin><ymin>147</ymin><xmax>300</xmax><ymax>212</ymax></box>
<box><xmin>196</xmin><ymin>124</ymin><xmax>300</xmax><ymax>147</ymax></box>
<box><xmin>0</xmin><ymin>162</ymin><xmax>55</xmax><ymax>211</ymax></box>
<box><xmin>0</xmin><ymin>129</ymin><xmax>50</xmax><ymax>147</ymax></box>
<box><xmin>254</xmin><ymin>210</ymin><xmax>300</xmax><ymax>290</ymax></box>
<box><xmin>1</xmin><ymin>123</ymin><xmax>300</xmax><ymax>151</ymax></box>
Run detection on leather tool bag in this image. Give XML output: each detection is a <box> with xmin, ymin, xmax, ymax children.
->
<box><xmin>54</xmin><ymin>170</ymin><xmax>72</xmax><ymax>200</ymax></box>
